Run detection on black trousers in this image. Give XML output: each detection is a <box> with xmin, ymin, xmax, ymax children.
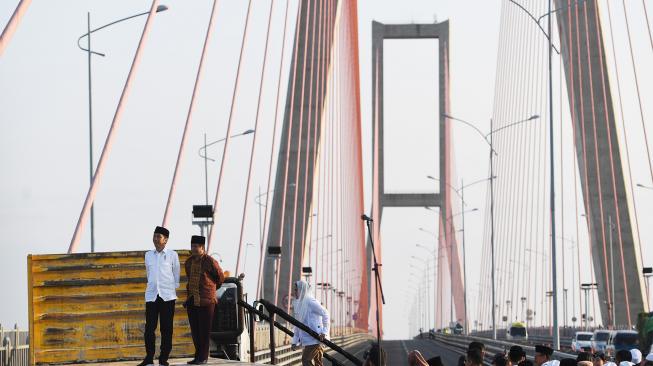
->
<box><xmin>144</xmin><ymin>296</ymin><xmax>176</xmax><ymax>362</ymax></box>
<box><xmin>187</xmin><ymin>304</ymin><xmax>215</xmax><ymax>361</ymax></box>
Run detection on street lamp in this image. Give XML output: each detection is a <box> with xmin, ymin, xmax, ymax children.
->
<box><xmin>242</xmin><ymin>242</ymin><xmax>255</xmax><ymax>270</ymax></box>
<box><xmin>506</xmin><ymin>0</ymin><xmax>574</xmax><ymax>349</ymax></box>
<box><xmin>546</xmin><ymin>291</ymin><xmax>554</xmax><ymax>333</ymax></box>
<box><xmin>427</xmin><ymin>175</ymin><xmax>490</xmax><ymax>335</ymax></box>
<box><xmin>418</xmin><ymin>227</ymin><xmax>438</xmax><ymax>238</ymax></box>
<box><xmin>426</xmin><ymin>175</ymin><xmax>496</xmax><ymax>205</ymax></box>
<box><xmin>444</xmin><ymin>208</ymin><xmax>478</xmax><ymax>328</ymax></box>
<box><xmin>410</xmin><ymin>255</ymin><xmax>432</xmax><ymax>329</ymax></box>
<box><xmin>557</xmin><ymin>235</ymin><xmax>577</xmax><ymax>329</ymax></box>
<box><xmin>443</xmin><ymin>113</ymin><xmax>539</xmax><ymax>340</ymax></box>
<box><xmin>637</xmin><ymin>183</ymin><xmax>653</xmax><ymax>190</ymax></box>
<box><xmin>77</xmin><ymin>5</ymin><xmax>169</xmax><ymax>252</ymax></box>
<box><xmin>198</xmin><ymin>129</ymin><xmax>255</xmax><ymax>204</ymax></box>
<box><xmin>580</xmin><ymin>283</ymin><xmax>598</xmax><ymax>331</ymax></box>
<box><xmin>415</xmin><ymin>244</ymin><xmax>436</xmax><ymax>328</ymax></box>
<box><xmin>644</xmin><ymin>267</ymin><xmax>653</xmax><ymax>312</ymax></box>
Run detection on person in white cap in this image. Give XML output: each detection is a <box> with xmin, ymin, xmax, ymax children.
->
<box><xmin>616</xmin><ymin>349</ymin><xmax>634</xmax><ymax>366</ymax></box>
<box><xmin>632</xmin><ymin>349</ymin><xmax>643</xmax><ymax>366</ymax></box>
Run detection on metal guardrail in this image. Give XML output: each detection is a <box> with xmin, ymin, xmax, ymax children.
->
<box><xmin>425</xmin><ymin>333</ymin><xmax>576</xmax><ymax>364</ymax></box>
<box><xmin>0</xmin><ymin>324</ymin><xmax>29</xmax><ymax>366</ymax></box>
<box><xmin>240</xmin><ymin>299</ymin><xmax>364</xmax><ymax>365</ymax></box>
<box><xmin>252</xmin><ymin>333</ymin><xmax>371</xmax><ymax>366</ymax></box>
<box><xmin>471</xmin><ymin>329</ymin><xmax>574</xmax><ymax>350</ymax></box>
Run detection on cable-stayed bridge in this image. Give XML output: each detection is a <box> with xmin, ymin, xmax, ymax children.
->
<box><xmin>2</xmin><ymin>0</ymin><xmax>653</xmax><ymax>365</ymax></box>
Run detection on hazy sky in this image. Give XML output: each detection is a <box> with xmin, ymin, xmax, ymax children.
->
<box><xmin>0</xmin><ymin>0</ymin><xmax>499</xmax><ymax>338</ymax></box>
<box><xmin>0</xmin><ymin>0</ymin><xmax>501</xmax><ymax>339</ymax></box>
<box><xmin>3</xmin><ymin>0</ymin><xmax>650</xmax><ymax>341</ymax></box>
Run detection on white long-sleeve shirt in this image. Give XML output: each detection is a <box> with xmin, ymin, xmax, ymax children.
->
<box><xmin>144</xmin><ymin>248</ymin><xmax>180</xmax><ymax>302</ymax></box>
<box><xmin>291</xmin><ymin>298</ymin><xmax>330</xmax><ymax>346</ymax></box>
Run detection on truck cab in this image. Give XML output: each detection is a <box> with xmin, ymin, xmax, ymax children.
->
<box><xmin>591</xmin><ymin>330</ymin><xmax>611</xmax><ymax>353</ymax></box>
<box><xmin>606</xmin><ymin>330</ymin><xmax>639</xmax><ymax>357</ymax></box>
<box><xmin>506</xmin><ymin>322</ymin><xmax>528</xmax><ymax>341</ymax></box>
<box><xmin>571</xmin><ymin>331</ymin><xmax>593</xmax><ymax>353</ymax></box>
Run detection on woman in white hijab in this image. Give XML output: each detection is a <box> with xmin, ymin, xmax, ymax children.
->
<box><xmin>290</xmin><ymin>280</ymin><xmax>331</xmax><ymax>366</ymax></box>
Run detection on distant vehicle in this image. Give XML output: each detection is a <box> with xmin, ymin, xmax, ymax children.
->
<box><xmin>506</xmin><ymin>322</ymin><xmax>528</xmax><ymax>341</ymax></box>
<box><xmin>453</xmin><ymin>323</ymin><xmax>464</xmax><ymax>335</ymax></box>
<box><xmin>606</xmin><ymin>330</ymin><xmax>639</xmax><ymax>357</ymax></box>
<box><xmin>572</xmin><ymin>331</ymin><xmax>594</xmax><ymax>353</ymax></box>
<box><xmin>591</xmin><ymin>330</ymin><xmax>611</xmax><ymax>353</ymax></box>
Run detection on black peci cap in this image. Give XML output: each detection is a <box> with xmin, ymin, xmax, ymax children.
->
<box><xmin>154</xmin><ymin>226</ymin><xmax>169</xmax><ymax>238</ymax></box>
<box><xmin>191</xmin><ymin>235</ymin><xmax>206</xmax><ymax>245</ymax></box>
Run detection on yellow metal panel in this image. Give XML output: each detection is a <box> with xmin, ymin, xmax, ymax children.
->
<box><xmin>28</xmin><ymin>250</ymin><xmax>193</xmax><ymax>365</ymax></box>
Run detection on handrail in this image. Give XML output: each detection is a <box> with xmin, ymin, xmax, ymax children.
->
<box><xmin>238</xmin><ymin>299</ymin><xmax>292</xmax><ymax>334</ymax></box>
<box><xmin>237</xmin><ymin>299</ymin><xmax>348</xmax><ymax>365</ymax></box>
<box><xmin>257</xmin><ymin>299</ymin><xmax>363</xmax><ymax>366</ymax></box>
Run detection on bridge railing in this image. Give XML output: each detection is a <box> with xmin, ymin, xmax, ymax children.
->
<box><xmin>239</xmin><ymin>299</ymin><xmax>365</xmax><ymax>365</ymax></box>
<box><xmin>0</xmin><ymin>324</ymin><xmax>29</xmax><ymax>366</ymax></box>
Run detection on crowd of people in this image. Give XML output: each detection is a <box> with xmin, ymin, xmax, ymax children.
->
<box><xmin>400</xmin><ymin>341</ymin><xmax>653</xmax><ymax>366</ymax></box>
<box><xmin>482</xmin><ymin>343</ymin><xmax>653</xmax><ymax>366</ymax></box>
<box><xmin>353</xmin><ymin>339</ymin><xmax>653</xmax><ymax>366</ymax></box>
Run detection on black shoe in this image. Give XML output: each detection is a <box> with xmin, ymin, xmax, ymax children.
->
<box><xmin>136</xmin><ymin>360</ymin><xmax>153</xmax><ymax>366</ymax></box>
<box><xmin>158</xmin><ymin>360</ymin><xmax>170</xmax><ymax>366</ymax></box>
<box><xmin>186</xmin><ymin>360</ymin><xmax>197</xmax><ymax>365</ymax></box>
<box><xmin>191</xmin><ymin>360</ymin><xmax>207</xmax><ymax>365</ymax></box>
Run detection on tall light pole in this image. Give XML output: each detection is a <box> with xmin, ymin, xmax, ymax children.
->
<box><xmin>199</xmin><ymin>129</ymin><xmax>255</xmax><ymax>204</ymax></box>
<box><xmin>505</xmin><ymin>0</ymin><xmax>569</xmax><ymax>348</ymax></box>
<box><xmin>446</xmin><ymin>208</ymin><xmax>478</xmax><ymax>328</ymax></box>
<box><xmin>443</xmin><ymin>113</ymin><xmax>539</xmax><ymax>339</ymax></box>
<box><xmin>461</xmin><ymin>182</ymin><xmax>469</xmax><ymax>334</ymax></box>
<box><xmin>558</xmin><ymin>235</ymin><xmax>577</xmax><ymax>328</ymax></box>
<box><xmin>77</xmin><ymin>5</ymin><xmax>168</xmax><ymax>252</ymax></box>
<box><xmin>426</xmin><ymin>174</ymin><xmax>491</xmax><ymax>334</ymax></box>
<box><xmin>253</xmin><ymin>178</ymin><xmax>293</xmax><ymax>300</ymax></box>
<box><xmin>416</xmin><ymin>244</ymin><xmax>436</xmax><ymax>328</ymax></box>
<box><xmin>580</xmin><ymin>283</ymin><xmax>598</xmax><ymax>331</ymax></box>
<box><xmin>548</xmin><ymin>0</ymin><xmax>560</xmax><ymax>340</ymax></box>
<box><xmin>411</xmin><ymin>256</ymin><xmax>432</xmax><ymax>329</ymax></box>
<box><xmin>644</xmin><ymin>267</ymin><xmax>653</xmax><ymax>312</ymax></box>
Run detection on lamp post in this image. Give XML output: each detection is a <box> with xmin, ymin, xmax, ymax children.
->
<box><xmin>563</xmin><ymin>288</ymin><xmax>568</xmax><ymax>328</ymax></box>
<box><xmin>77</xmin><ymin>5</ymin><xmax>168</xmax><ymax>252</ymax></box>
<box><xmin>411</xmin><ymin>256</ymin><xmax>432</xmax><ymax>329</ymax></box>
<box><xmin>415</xmin><ymin>244</ymin><xmax>436</xmax><ymax>328</ymax></box>
<box><xmin>427</xmin><ymin>174</ymin><xmax>492</xmax><ymax>335</ymax></box>
<box><xmin>506</xmin><ymin>0</ymin><xmax>573</xmax><ymax>349</ymax></box>
<box><xmin>644</xmin><ymin>267</ymin><xmax>653</xmax><ymax>312</ymax></box>
<box><xmin>199</xmin><ymin>129</ymin><xmax>255</xmax><ymax>204</ymax></box>
<box><xmin>580</xmin><ymin>283</ymin><xmax>598</xmax><ymax>331</ymax></box>
<box><xmin>546</xmin><ymin>291</ymin><xmax>554</xmax><ymax>335</ymax></box>
<box><xmin>557</xmin><ymin>235</ymin><xmax>577</xmax><ymax>328</ymax></box>
<box><xmin>446</xmin><ymin>208</ymin><xmax>478</xmax><ymax>328</ymax></box>
<box><xmin>443</xmin><ymin>113</ymin><xmax>539</xmax><ymax>339</ymax></box>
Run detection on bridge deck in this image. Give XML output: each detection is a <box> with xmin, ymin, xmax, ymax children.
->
<box><xmin>68</xmin><ymin>359</ymin><xmax>262</xmax><ymax>366</ymax></box>
<box><xmin>330</xmin><ymin>339</ymin><xmax>465</xmax><ymax>365</ymax></box>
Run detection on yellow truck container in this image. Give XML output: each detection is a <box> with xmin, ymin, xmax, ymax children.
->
<box><xmin>28</xmin><ymin>250</ymin><xmax>194</xmax><ymax>365</ymax></box>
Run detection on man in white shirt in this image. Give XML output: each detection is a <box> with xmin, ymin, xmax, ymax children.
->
<box><xmin>290</xmin><ymin>280</ymin><xmax>330</xmax><ymax>366</ymax></box>
<box><xmin>139</xmin><ymin>226</ymin><xmax>180</xmax><ymax>366</ymax></box>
